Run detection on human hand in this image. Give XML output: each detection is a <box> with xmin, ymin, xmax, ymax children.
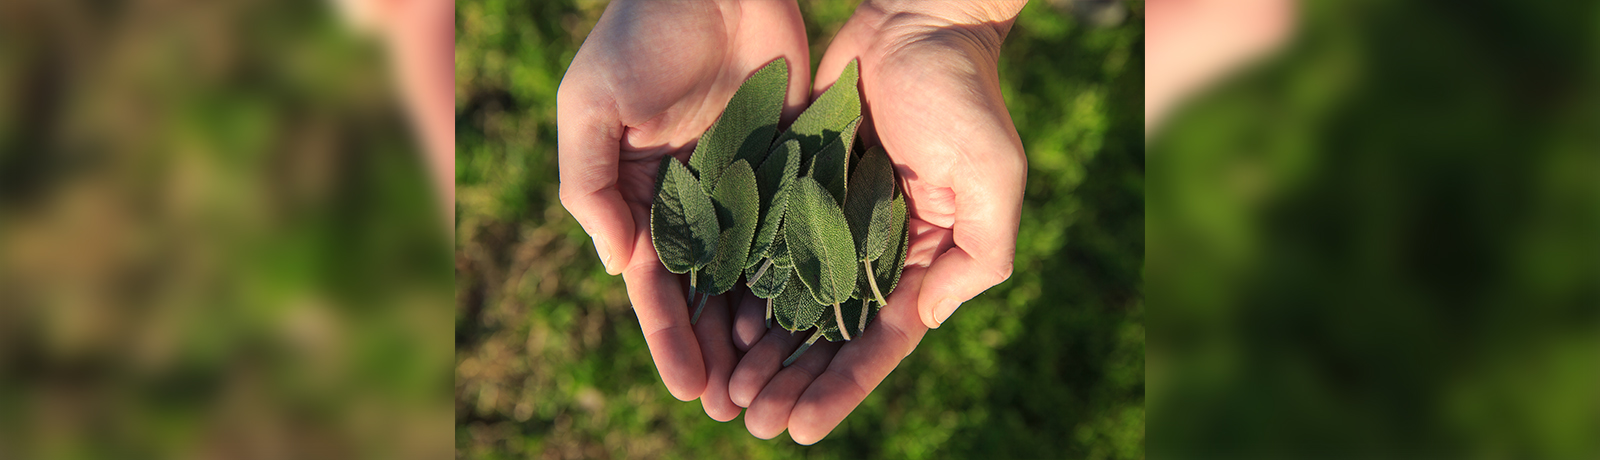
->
<box><xmin>722</xmin><ymin>0</ymin><xmax>1027</xmax><ymax>443</ymax></box>
<box><xmin>556</xmin><ymin>0</ymin><xmax>810</xmax><ymax>421</ymax></box>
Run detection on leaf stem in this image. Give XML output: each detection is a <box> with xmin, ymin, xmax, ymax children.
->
<box><xmin>691</xmin><ymin>293</ymin><xmax>709</xmax><ymax>325</ymax></box>
<box><xmin>834</xmin><ymin>302</ymin><xmax>851</xmax><ymax>341</ymax></box>
<box><xmin>765</xmin><ymin>297</ymin><xmax>773</xmax><ymax>329</ymax></box>
<box><xmin>782</xmin><ymin>329</ymin><xmax>824</xmax><ymax>367</ymax></box>
<box><xmin>863</xmin><ymin>258</ymin><xmax>887</xmax><ymax>306</ymax></box>
<box><xmin>859</xmin><ymin>299</ymin><xmax>870</xmax><ymax>333</ymax></box>
<box><xmin>749</xmin><ymin>259</ymin><xmax>773</xmax><ymax>286</ymax></box>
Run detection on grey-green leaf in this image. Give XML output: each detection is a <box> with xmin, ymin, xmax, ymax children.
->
<box><xmin>773</xmin><ymin>269</ymin><xmax>826</xmax><ymax>332</ymax></box>
<box><xmin>785</xmin><ymin>176</ymin><xmax>858</xmax><ymax>305</ymax></box>
<box><xmin>689</xmin><ymin>58</ymin><xmax>788</xmax><ymax>194</ymax></box>
<box><xmin>702</xmin><ymin>160</ymin><xmax>759</xmax><ymax>295</ymax></box>
<box><xmin>746</xmin><ymin>258</ymin><xmax>788</xmax><ymax>299</ymax></box>
<box><xmin>775</xmin><ymin>59</ymin><xmax>861</xmax><ymax>163</ymax></box>
<box><xmin>650</xmin><ymin>156</ymin><xmax>720</xmax><ymax>274</ymax></box>
<box><xmin>771</xmin><ymin>223</ymin><xmax>793</xmax><ymax>269</ymax></box>
<box><xmin>807</xmin><ymin>117</ymin><xmax>860</xmax><ymax>205</ymax></box>
<box><xmin>748</xmin><ymin>139</ymin><xmax>801</xmax><ymax>266</ymax></box>
<box><xmin>818</xmin><ymin>297</ymin><xmax>872</xmax><ymax>342</ymax></box>
<box><xmin>859</xmin><ymin>195</ymin><xmax>908</xmax><ymax>304</ymax></box>
<box><xmin>845</xmin><ymin>145</ymin><xmax>898</xmax><ymax>260</ymax></box>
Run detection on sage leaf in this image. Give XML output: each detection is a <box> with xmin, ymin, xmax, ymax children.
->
<box><xmin>748</xmin><ymin>139</ymin><xmax>801</xmax><ymax>267</ymax></box>
<box><xmin>859</xmin><ymin>195</ymin><xmax>908</xmax><ymax>309</ymax></box>
<box><xmin>818</xmin><ymin>297</ymin><xmax>871</xmax><ymax>342</ymax></box>
<box><xmin>785</xmin><ymin>176</ymin><xmax>858</xmax><ymax>306</ymax></box>
<box><xmin>845</xmin><ymin>145</ymin><xmax>898</xmax><ymax>261</ymax></box>
<box><xmin>772</xmin><ymin>268</ymin><xmax>826</xmax><ymax>332</ymax></box>
<box><xmin>807</xmin><ymin>117</ymin><xmax>860</xmax><ymax>205</ymax></box>
<box><xmin>701</xmin><ymin>160</ymin><xmax>759</xmax><ymax>297</ymax></box>
<box><xmin>689</xmin><ymin>58</ymin><xmax>788</xmax><ymax>194</ymax></box>
<box><xmin>650</xmin><ymin>156</ymin><xmax>719</xmax><ymax>275</ymax></box>
<box><xmin>745</xmin><ymin>257</ymin><xmax>788</xmax><ymax>299</ymax></box>
<box><xmin>775</xmin><ymin>59</ymin><xmax>861</xmax><ymax>162</ymax></box>
<box><xmin>771</xmin><ymin>222</ymin><xmax>793</xmax><ymax>269</ymax></box>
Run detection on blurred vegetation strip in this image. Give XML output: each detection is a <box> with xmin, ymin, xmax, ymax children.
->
<box><xmin>456</xmin><ymin>0</ymin><xmax>1141</xmax><ymax>458</ymax></box>
<box><xmin>0</xmin><ymin>0</ymin><xmax>452</xmax><ymax>459</ymax></box>
<box><xmin>1149</xmin><ymin>0</ymin><xmax>1600</xmax><ymax>457</ymax></box>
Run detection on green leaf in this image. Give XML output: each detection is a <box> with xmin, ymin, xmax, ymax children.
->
<box><xmin>785</xmin><ymin>176</ymin><xmax>858</xmax><ymax>305</ymax></box>
<box><xmin>764</xmin><ymin>220</ymin><xmax>784</xmax><ymax>268</ymax></box>
<box><xmin>859</xmin><ymin>195</ymin><xmax>908</xmax><ymax>307</ymax></box>
<box><xmin>772</xmin><ymin>269</ymin><xmax>826</xmax><ymax>332</ymax></box>
<box><xmin>818</xmin><ymin>297</ymin><xmax>872</xmax><ymax>342</ymax></box>
<box><xmin>745</xmin><ymin>258</ymin><xmax>788</xmax><ymax>299</ymax></box>
<box><xmin>701</xmin><ymin>160</ymin><xmax>759</xmax><ymax>296</ymax></box>
<box><xmin>807</xmin><ymin>117</ymin><xmax>860</xmax><ymax>205</ymax></box>
<box><xmin>775</xmin><ymin>59</ymin><xmax>861</xmax><ymax>163</ymax></box>
<box><xmin>845</xmin><ymin>145</ymin><xmax>898</xmax><ymax>261</ymax></box>
<box><xmin>689</xmin><ymin>58</ymin><xmax>788</xmax><ymax>193</ymax></box>
<box><xmin>650</xmin><ymin>156</ymin><xmax>719</xmax><ymax>274</ymax></box>
<box><xmin>748</xmin><ymin>139</ymin><xmax>801</xmax><ymax>267</ymax></box>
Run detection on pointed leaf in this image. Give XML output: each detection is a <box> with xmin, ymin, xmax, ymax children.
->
<box><xmin>746</xmin><ymin>258</ymin><xmax>788</xmax><ymax>299</ymax></box>
<box><xmin>650</xmin><ymin>156</ymin><xmax>719</xmax><ymax>273</ymax></box>
<box><xmin>807</xmin><ymin>117</ymin><xmax>860</xmax><ymax>204</ymax></box>
<box><xmin>785</xmin><ymin>176</ymin><xmax>858</xmax><ymax>305</ymax></box>
<box><xmin>771</xmin><ymin>223</ymin><xmax>793</xmax><ymax>269</ymax></box>
<box><xmin>845</xmin><ymin>145</ymin><xmax>898</xmax><ymax>260</ymax></box>
<box><xmin>818</xmin><ymin>297</ymin><xmax>872</xmax><ymax>342</ymax></box>
<box><xmin>689</xmin><ymin>58</ymin><xmax>788</xmax><ymax>193</ymax></box>
<box><xmin>859</xmin><ymin>195</ymin><xmax>908</xmax><ymax>304</ymax></box>
<box><xmin>772</xmin><ymin>269</ymin><xmax>826</xmax><ymax>331</ymax></box>
<box><xmin>776</xmin><ymin>59</ymin><xmax>861</xmax><ymax>163</ymax></box>
<box><xmin>702</xmin><ymin>160</ymin><xmax>759</xmax><ymax>295</ymax></box>
<box><xmin>748</xmin><ymin>139</ymin><xmax>801</xmax><ymax>266</ymax></box>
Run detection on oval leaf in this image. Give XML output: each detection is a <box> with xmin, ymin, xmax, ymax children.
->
<box><xmin>785</xmin><ymin>176</ymin><xmax>858</xmax><ymax>305</ymax></box>
<box><xmin>689</xmin><ymin>58</ymin><xmax>788</xmax><ymax>193</ymax></box>
<box><xmin>845</xmin><ymin>145</ymin><xmax>897</xmax><ymax>260</ymax></box>
<box><xmin>650</xmin><ymin>156</ymin><xmax>719</xmax><ymax>273</ymax></box>
<box><xmin>748</xmin><ymin>139</ymin><xmax>802</xmax><ymax>266</ymax></box>
<box><xmin>773</xmin><ymin>268</ymin><xmax>826</xmax><ymax>332</ymax></box>
<box><xmin>775</xmin><ymin>59</ymin><xmax>861</xmax><ymax>162</ymax></box>
<box><xmin>702</xmin><ymin>160</ymin><xmax>759</xmax><ymax>295</ymax></box>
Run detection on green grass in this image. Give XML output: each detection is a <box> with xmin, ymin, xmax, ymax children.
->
<box><xmin>454</xmin><ymin>1</ymin><xmax>1144</xmax><ymax>458</ymax></box>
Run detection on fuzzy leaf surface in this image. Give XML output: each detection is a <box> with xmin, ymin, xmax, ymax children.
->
<box><xmin>808</xmin><ymin>117</ymin><xmax>860</xmax><ymax>205</ymax></box>
<box><xmin>650</xmin><ymin>156</ymin><xmax>719</xmax><ymax>273</ymax></box>
<box><xmin>775</xmin><ymin>59</ymin><xmax>860</xmax><ymax>162</ymax></box>
<box><xmin>773</xmin><ymin>268</ymin><xmax>825</xmax><ymax>331</ymax></box>
<box><xmin>845</xmin><ymin>145</ymin><xmax>898</xmax><ymax>260</ymax></box>
<box><xmin>785</xmin><ymin>176</ymin><xmax>858</xmax><ymax>305</ymax></box>
<box><xmin>702</xmin><ymin>160</ymin><xmax>759</xmax><ymax>295</ymax></box>
<box><xmin>749</xmin><ymin>139</ymin><xmax>801</xmax><ymax>266</ymax></box>
<box><xmin>688</xmin><ymin>58</ymin><xmax>788</xmax><ymax>194</ymax></box>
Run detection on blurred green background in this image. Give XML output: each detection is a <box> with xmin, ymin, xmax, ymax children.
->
<box><xmin>1149</xmin><ymin>0</ymin><xmax>1600</xmax><ymax>457</ymax></box>
<box><xmin>455</xmin><ymin>0</ymin><xmax>1143</xmax><ymax>458</ymax></box>
<box><xmin>0</xmin><ymin>0</ymin><xmax>452</xmax><ymax>458</ymax></box>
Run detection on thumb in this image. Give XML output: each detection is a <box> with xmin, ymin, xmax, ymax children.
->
<box><xmin>557</xmin><ymin>83</ymin><xmax>635</xmax><ymax>275</ymax></box>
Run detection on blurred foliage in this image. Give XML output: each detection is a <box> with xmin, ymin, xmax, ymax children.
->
<box><xmin>0</xmin><ymin>0</ymin><xmax>452</xmax><ymax>458</ymax></box>
<box><xmin>455</xmin><ymin>0</ymin><xmax>1143</xmax><ymax>458</ymax></box>
<box><xmin>1149</xmin><ymin>0</ymin><xmax>1600</xmax><ymax>457</ymax></box>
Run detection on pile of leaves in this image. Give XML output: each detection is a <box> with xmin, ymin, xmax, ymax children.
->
<box><xmin>650</xmin><ymin>58</ymin><xmax>909</xmax><ymax>365</ymax></box>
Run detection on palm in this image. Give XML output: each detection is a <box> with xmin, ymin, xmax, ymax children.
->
<box><xmin>557</xmin><ymin>0</ymin><xmax>809</xmax><ymax>421</ymax></box>
<box><xmin>727</xmin><ymin>9</ymin><xmax>1024</xmax><ymax>444</ymax></box>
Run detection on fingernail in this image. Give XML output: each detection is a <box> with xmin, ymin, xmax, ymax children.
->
<box><xmin>592</xmin><ymin>234</ymin><xmax>615</xmax><ymax>274</ymax></box>
<box><xmin>932</xmin><ymin>299</ymin><xmax>960</xmax><ymax>327</ymax></box>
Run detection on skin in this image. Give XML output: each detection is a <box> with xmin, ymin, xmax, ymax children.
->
<box><xmin>556</xmin><ymin>0</ymin><xmax>812</xmax><ymax>420</ymax></box>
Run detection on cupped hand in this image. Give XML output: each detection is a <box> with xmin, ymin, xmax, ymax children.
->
<box><xmin>556</xmin><ymin>0</ymin><xmax>810</xmax><ymax>421</ymax></box>
<box><xmin>725</xmin><ymin>0</ymin><xmax>1027</xmax><ymax>444</ymax></box>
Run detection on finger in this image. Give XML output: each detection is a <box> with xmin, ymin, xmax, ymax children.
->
<box><xmin>788</xmin><ymin>267</ymin><xmax>930</xmax><ymax>445</ymax></box>
<box><xmin>557</xmin><ymin>80</ymin><xmax>634</xmax><ymax>275</ymax></box>
<box><xmin>694</xmin><ymin>291</ymin><xmax>742</xmax><ymax>422</ymax></box>
<box><xmin>728</xmin><ymin>326</ymin><xmax>809</xmax><ymax>408</ymax></box>
<box><xmin>732</xmin><ymin>287</ymin><xmax>768</xmax><ymax>352</ymax></box>
<box><xmin>621</xmin><ymin>228</ymin><xmax>706</xmax><ymax>401</ymax></box>
<box><xmin>744</xmin><ymin>338</ymin><xmax>843</xmax><ymax>440</ymax></box>
<box><xmin>916</xmin><ymin>134</ymin><xmax>1024</xmax><ymax>328</ymax></box>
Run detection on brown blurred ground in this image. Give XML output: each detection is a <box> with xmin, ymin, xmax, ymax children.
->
<box><xmin>0</xmin><ymin>0</ymin><xmax>452</xmax><ymax>458</ymax></box>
